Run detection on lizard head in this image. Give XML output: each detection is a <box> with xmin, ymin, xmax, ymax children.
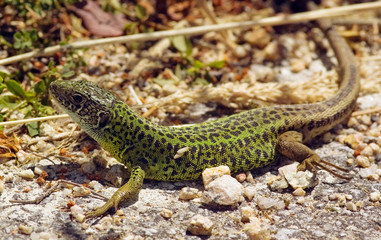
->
<box><xmin>49</xmin><ymin>80</ymin><xmax>115</xmax><ymax>133</ymax></box>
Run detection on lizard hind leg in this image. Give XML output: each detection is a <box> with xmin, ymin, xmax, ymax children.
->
<box><xmin>277</xmin><ymin>131</ymin><xmax>351</xmax><ymax>180</ymax></box>
<box><xmin>86</xmin><ymin>166</ymin><xmax>145</xmax><ymax>219</ymax></box>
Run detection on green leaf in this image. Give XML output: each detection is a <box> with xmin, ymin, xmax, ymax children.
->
<box><xmin>135</xmin><ymin>4</ymin><xmax>147</xmax><ymax>20</ymax></box>
<box><xmin>171</xmin><ymin>36</ymin><xmax>192</xmax><ymax>57</ymax></box>
<box><xmin>0</xmin><ymin>84</ymin><xmax>6</xmax><ymax>94</ymax></box>
<box><xmin>6</xmin><ymin>80</ymin><xmax>26</xmax><ymax>98</ymax></box>
<box><xmin>61</xmin><ymin>70</ymin><xmax>75</xmax><ymax>79</ymax></box>
<box><xmin>208</xmin><ymin>60</ymin><xmax>225</xmax><ymax>69</ymax></box>
<box><xmin>34</xmin><ymin>80</ymin><xmax>46</xmax><ymax>94</ymax></box>
<box><xmin>193</xmin><ymin>60</ymin><xmax>204</xmax><ymax>69</ymax></box>
<box><xmin>27</xmin><ymin>121</ymin><xmax>39</xmax><ymax>137</ymax></box>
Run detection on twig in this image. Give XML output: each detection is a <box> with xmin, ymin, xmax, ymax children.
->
<box><xmin>0</xmin><ymin>114</ymin><xmax>68</xmax><ymax>127</ymax></box>
<box><xmin>1</xmin><ymin>1</ymin><xmax>381</xmax><ymax>66</ymax></box>
<box><xmin>351</xmin><ymin>107</ymin><xmax>381</xmax><ymax>117</ymax></box>
<box><xmin>9</xmin><ymin>179</ymin><xmax>108</xmax><ymax>205</ymax></box>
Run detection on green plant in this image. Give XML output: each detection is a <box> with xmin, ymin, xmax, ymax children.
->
<box><xmin>169</xmin><ymin>35</ymin><xmax>226</xmax><ymax>85</ymax></box>
<box><xmin>0</xmin><ymin>60</ymin><xmax>75</xmax><ymax>136</ymax></box>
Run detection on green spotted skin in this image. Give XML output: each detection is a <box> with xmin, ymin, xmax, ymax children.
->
<box><xmin>49</xmin><ymin>19</ymin><xmax>359</xmax><ymax>182</ymax></box>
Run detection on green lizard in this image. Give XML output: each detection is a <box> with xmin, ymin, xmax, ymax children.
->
<box><xmin>49</xmin><ymin>16</ymin><xmax>359</xmax><ymax>218</ymax></box>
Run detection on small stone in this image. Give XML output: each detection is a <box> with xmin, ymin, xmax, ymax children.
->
<box><xmin>356</xmin><ymin>155</ymin><xmax>370</xmax><ymax>168</ymax></box>
<box><xmin>72</xmin><ymin>186</ymin><xmax>91</xmax><ymax>197</ymax></box>
<box><xmin>285</xmin><ymin>171</ymin><xmax>313</xmax><ymax>189</ymax></box>
<box><xmin>345</xmin><ymin>194</ymin><xmax>353</xmax><ymax>201</ymax></box>
<box><xmin>235</xmin><ymin>173</ymin><xmax>247</xmax><ymax>183</ymax></box>
<box><xmin>202</xmin><ymin>166</ymin><xmax>231</xmax><ymax>187</ymax></box>
<box><xmin>358</xmin><ymin>164</ymin><xmax>378</xmax><ymax>178</ymax></box>
<box><xmin>256</xmin><ymin>196</ymin><xmax>278</xmax><ymax>210</ymax></box>
<box><xmin>244</xmin><ymin>185</ymin><xmax>256</xmax><ymax>201</ymax></box>
<box><xmin>71</xmin><ymin>205</ymin><xmax>84</xmax><ymax>220</ymax></box>
<box><xmin>81</xmin><ymin>162</ymin><xmax>96</xmax><ymax>174</ymax></box>
<box><xmin>100</xmin><ymin>216</ymin><xmax>113</xmax><ymax>231</ymax></box>
<box><xmin>240</xmin><ymin>206</ymin><xmax>256</xmax><ymax>222</ymax></box>
<box><xmin>370</xmin><ymin>191</ymin><xmax>381</xmax><ymax>202</ymax></box>
<box><xmin>369</xmin><ymin>143</ymin><xmax>381</xmax><ymax>154</ymax></box>
<box><xmin>356</xmin><ymin>201</ymin><xmax>364</xmax><ymax>209</ymax></box>
<box><xmin>0</xmin><ymin>179</ymin><xmax>4</xmax><ymax>193</ymax></box>
<box><xmin>329</xmin><ymin>193</ymin><xmax>347</xmax><ymax>206</ymax></box>
<box><xmin>264</xmin><ymin>41</ymin><xmax>281</xmax><ymax>61</ymax></box>
<box><xmin>34</xmin><ymin>167</ymin><xmax>43</xmax><ymax>175</ymax></box>
<box><xmin>346</xmin><ymin>202</ymin><xmax>357</xmax><ymax>211</ymax></box>
<box><xmin>160</xmin><ymin>208</ymin><xmax>173</xmax><ymax>219</ymax></box>
<box><xmin>244</xmin><ymin>217</ymin><xmax>271</xmax><ymax>240</ymax></box>
<box><xmin>275</xmin><ymin>200</ymin><xmax>286</xmax><ymax>210</ymax></box>
<box><xmin>347</xmin><ymin>117</ymin><xmax>358</xmax><ymax>128</ymax></box>
<box><xmin>19</xmin><ymin>224</ymin><xmax>33</xmax><ymax>235</ymax></box>
<box><xmin>296</xmin><ymin>197</ymin><xmax>305</xmax><ymax>205</ymax></box>
<box><xmin>290</xmin><ymin>58</ymin><xmax>306</xmax><ymax>72</ymax></box>
<box><xmin>88</xmin><ymin>180</ymin><xmax>103</xmax><ymax>191</ymax></box>
<box><xmin>75</xmin><ymin>213</ymin><xmax>86</xmax><ymax>223</ymax></box>
<box><xmin>369</xmin><ymin>174</ymin><xmax>380</xmax><ymax>181</ymax></box>
<box><xmin>347</xmin><ymin>158</ymin><xmax>354</xmax><ymax>165</ymax></box>
<box><xmin>179</xmin><ymin>187</ymin><xmax>201</xmax><ymax>200</ymax></box>
<box><xmin>278</xmin><ymin>162</ymin><xmax>298</xmax><ymax>177</ymax></box>
<box><xmin>246</xmin><ymin>171</ymin><xmax>254</xmax><ymax>183</ymax></box>
<box><xmin>233</xmin><ymin>45</ymin><xmax>248</xmax><ymax>58</ymax></box>
<box><xmin>18</xmin><ymin>169</ymin><xmax>35</xmax><ymax>180</ymax></box>
<box><xmin>201</xmin><ymin>175</ymin><xmax>244</xmax><ymax>207</ymax></box>
<box><xmin>104</xmin><ymin>165</ymin><xmax>125</xmax><ymax>187</ymax></box>
<box><xmin>359</xmin><ymin>115</ymin><xmax>372</xmax><ymax>126</ymax></box>
<box><xmin>244</xmin><ymin>27</ymin><xmax>271</xmax><ymax>49</ymax></box>
<box><xmin>343</xmin><ymin>134</ymin><xmax>359</xmax><ymax>149</ymax></box>
<box><xmin>293</xmin><ymin>187</ymin><xmax>305</xmax><ymax>196</ymax></box>
<box><xmin>116</xmin><ymin>209</ymin><xmax>124</xmax><ymax>216</ymax></box>
<box><xmin>361</xmin><ymin>146</ymin><xmax>374</xmax><ymax>157</ymax></box>
<box><xmin>187</xmin><ymin>215</ymin><xmax>214</xmax><ymax>236</ymax></box>
<box><xmin>268</xmin><ymin>175</ymin><xmax>289</xmax><ymax>191</ymax></box>
<box><xmin>38</xmin><ymin>232</ymin><xmax>51</xmax><ymax>240</ymax></box>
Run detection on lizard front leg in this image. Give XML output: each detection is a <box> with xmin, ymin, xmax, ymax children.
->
<box><xmin>86</xmin><ymin>166</ymin><xmax>145</xmax><ymax>218</ymax></box>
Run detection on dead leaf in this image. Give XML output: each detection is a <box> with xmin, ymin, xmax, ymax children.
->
<box><xmin>70</xmin><ymin>1</ymin><xmax>128</xmax><ymax>37</ymax></box>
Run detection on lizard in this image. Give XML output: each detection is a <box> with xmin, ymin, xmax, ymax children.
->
<box><xmin>49</xmin><ymin>13</ymin><xmax>360</xmax><ymax>218</ymax></box>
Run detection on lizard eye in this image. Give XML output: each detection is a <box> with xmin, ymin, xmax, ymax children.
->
<box><xmin>72</xmin><ymin>94</ymin><xmax>85</xmax><ymax>104</ymax></box>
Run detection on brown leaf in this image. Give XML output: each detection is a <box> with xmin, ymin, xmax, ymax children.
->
<box><xmin>70</xmin><ymin>1</ymin><xmax>127</xmax><ymax>37</ymax></box>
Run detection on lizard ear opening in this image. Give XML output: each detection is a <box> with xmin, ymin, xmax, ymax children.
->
<box><xmin>98</xmin><ymin>112</ymin><xmax>110</xmax><ymax>128</ymax></box>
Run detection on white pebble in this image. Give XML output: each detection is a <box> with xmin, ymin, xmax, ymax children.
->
<box><xmin>244</xmin><ymin>217</ymin><xmax>271</xmax><ymax>240</ymax></box>
<box><xmin>369</xmin><ymin>143</ymin><xmax>381</xmax><ymax>154</ymax></box>
<box><xmin>18</xmin><ymin>169</ymin><xmax>35</xmax><ymax>180</ymax></box>
<box><xmin>201</xmin><ymin>175</ymin><xmax>244</xmax><ymax>207</ymax></box>
<box><xmin>256</xmin><ymin>196</ymin><xmax>279</xmax><ymax>210</ymax></box>
<box><xmin>346</xmin><ymin>202</ymin><xmax>357</xmax><ymax>211</ymax></box>
<box><xmin>240</xmin><ymin>206</ymin><xmax>255</xmax><ymax>222</ymax></box>
<box><xmin>179</xmin><ymin>187</ymin><xmax>201</xmax><ymax>200</ymax></box>
<box><xmin>33</xmin><ymin>167</ymin><xmax>43</xmax><ymax>175</ymax></box>
<box><xmin>0</xmin><ymin>179</ymin><xmax>4</xmax><ymax>193</ymax></box>
<box><xmin>19</xmin><ymin>224</ymin><xmax>33</xmax><ymax>235</ymax></box>
<box><xmin>293</xmin><ymin>187</ymin><xmax>306</xmax><ymax>196</ymax></box>
<box><xmin>160</xmin><ymin>208</ymin><xmax>173</xmax><ymax>219</ymax></box>
<box><xmin>370</xmin><ymin>191</ymin><xmax>381</xmax><ymax>202</ymax></box>
<box><xmin>285</xmin><ymin>171</ymin><xmax>313</xmax><ymax>189</ymax></box>
<box><xmin>356</xmin><ymin>155</ymin><xmax>370</xmax><ymax>168</ymax></box>
<box><xmin>88</xmin><ymin>180</ymin><xmax>103</xmax><ymax>191</ymax></box>
<box><xmin>202</xmin><ymin>166</ymin><xmax>231</xmax><ymax>187</ymax></box>
<box><xmin>243</xmin><ymin>185</ymin><xmax>256</xmax><ymax>201</ymax></box>
<box><xmin>187</xmin><ymin>215</ymin><xmax>214</xmax><ymax>236</ymax></box>
<box><xmin>361</xmin><ymin>146</ymin><xmax>374</xmax><ymax>157</ymax></box>
<box><xmin>72</xmin><ymin>186</ymin><xmax>91</xmax><ymax>197</ymax></box>
<box><xmin>233</xmin><ymin>45</ymin><xmax>248</xmax><ymax>58</ymax></box>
